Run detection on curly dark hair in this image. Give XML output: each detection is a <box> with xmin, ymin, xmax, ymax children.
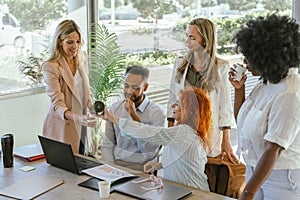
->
<box><xmin>235</xmin><ymin>14</ymin><xmax>300</xmax><ymax>83</ymax></box>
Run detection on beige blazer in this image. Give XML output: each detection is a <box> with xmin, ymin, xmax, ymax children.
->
<box><xmin>42</xmin><ymin>56</ymin><xmax>92</xmax><ymax>153</ymax></box>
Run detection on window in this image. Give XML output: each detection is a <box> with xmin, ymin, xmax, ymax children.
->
<box><xmin>0</xmin><ymin>1</ymin><xmax>67</xmax><ymax>95</ymax></box>
<box><xmin>0</xmin><ymin>0</ymin><xmax>295</xmax><ymax>96</ymax></box>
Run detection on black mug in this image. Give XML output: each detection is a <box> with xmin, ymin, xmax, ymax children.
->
<box><xmin>1</xmin><ymin>133</ymin><xmax>14</xmax><ymax>168</ymax></box>
<box><xmin>94</xmin><ymin>101</ymin><xmax>105</xmax><ymax>114</ymax></box>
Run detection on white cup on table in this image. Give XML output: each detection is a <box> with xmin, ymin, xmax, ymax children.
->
<box><xmin>234</xmin><ymin>63</ymin><xmax>247</xmax><ymax>81</ymax></box>
<box><xmin>98</xmin><ymin>181</ymin><xmax>110</xmax><ymax>199</ymax></box>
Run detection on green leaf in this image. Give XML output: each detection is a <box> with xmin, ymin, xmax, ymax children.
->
<box><xmin>88</xmin><ymin>23</ymin><xmax>126</xmax><ymax>104</ymax></box>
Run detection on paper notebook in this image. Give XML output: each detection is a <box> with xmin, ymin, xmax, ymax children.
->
<box><xmin>14</xmin><ymin>143</ymin><xmax>45</xmax><ymax>162</ymax></box>
<box><xmin>0</xmin><ymin>175</ymin><xmax>64</xmax><ymax>199</ymax></box>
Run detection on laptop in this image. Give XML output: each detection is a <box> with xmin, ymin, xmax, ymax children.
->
<box><xmin>38</xmin><ymin>135</ymin><xmax>102</xmax><ymax>174</ymax></box>
<box><xmin>113</xmin><ymin>177</ymin><xmax>192</xmax><ymax>200</ymax></box>
<box><xmin>78</xmin><ymin>176</ymin><xmax>192</xmax><ymax>200</ymax></box>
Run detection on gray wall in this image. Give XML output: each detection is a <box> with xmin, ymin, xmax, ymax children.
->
<box><xmin>0</xmin><ymin>92</ymin><xmax>48</xmax><ymax>147</ymax></box>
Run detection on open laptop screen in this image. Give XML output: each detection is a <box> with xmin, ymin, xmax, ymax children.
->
<box><xmin>38</xmin><ymin>135</ymin><xmax>101</xmax><ymax>174</ymax></box>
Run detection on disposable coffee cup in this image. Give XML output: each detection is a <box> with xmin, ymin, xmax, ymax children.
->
<box><xmin>1</xmin><ymin>133</ymin><xmax>14</xmax><ymax>168</ymax></box>
<box><xmin>98</xmin><ymin>181</ymin><xmax>110</xmax><ymax>198</ymax></box>
<box><xmin>234</xmin><ymin>64</ymin><xmax>247</xmax><ymax>81</ymax></box>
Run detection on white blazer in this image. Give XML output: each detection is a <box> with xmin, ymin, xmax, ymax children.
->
<box><xmin>167</xmin><ymin>57</ymin><xmax>236</xmax><ymax>157</ymax></box>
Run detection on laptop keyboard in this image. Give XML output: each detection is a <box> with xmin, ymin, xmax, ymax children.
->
<box><xmin>74</xmin><ymin>156</ymin><xmax>102</xmax><ymax>171</ymax></box>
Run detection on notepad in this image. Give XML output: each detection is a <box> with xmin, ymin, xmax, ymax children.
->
<box><xmin>0</xmin><ymin>175</ymin><xmax>64</xmax><ymax>199</ymax></box>
<box><xmin>19</xmin><ymin>166</ymin><xmax>36</xmax><ymax>172</ymax></box>
<box><xmin>14</xmin><ymin>143</ymin><xmax>45</xmax><ymax>162</ymax></box>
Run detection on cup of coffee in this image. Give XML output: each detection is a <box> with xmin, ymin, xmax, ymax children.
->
<box><xmin>98</xmin><ymin>181</ymin><xmax>110</xmax><ymax>198</ymax></box>
<box><xmin>234</xmin><ymin>63</ymin><xmax>247</xmax><ymax>81</ymax></box>
<box><xmin>1</xmin><ymin>133</ymin><xmax>14</xmax><ymax>168</ymax></box>
<box><xmin>94</xmin><ymin>101</ymin><xmax>105</xmax><ymax>114</ymax></box>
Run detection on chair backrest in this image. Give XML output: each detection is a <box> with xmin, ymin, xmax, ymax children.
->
<box><xmin>204</xmin><ymin>155</ymin><xmax>246</xmax><ymax>198</ymax></box>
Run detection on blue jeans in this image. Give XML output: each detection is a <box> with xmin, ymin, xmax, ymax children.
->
<box><xmin>246</xmin><ymin>165</ymin><xmax>300</xmax><ymax>200</ymax></box>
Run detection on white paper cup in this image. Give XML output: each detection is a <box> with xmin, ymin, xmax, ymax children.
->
<box><xmin>98</xmin><ymin>181</ymin><xmax>110</xmax><ymax>199</ymax></box>
<box><xmin>234</xmin><ymin>64</ymin><xmax>247</xmax><ymax>81</ymax></box>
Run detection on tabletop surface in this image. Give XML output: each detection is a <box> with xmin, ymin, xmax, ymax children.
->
<box><xmin>0</xmin><ymin>154</ymin><xmax>236</xmax><ymax>200</ymax></box>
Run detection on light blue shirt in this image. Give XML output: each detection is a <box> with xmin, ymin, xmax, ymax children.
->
<box><xmin>101</xmin><ymin>95</ymin><xmax>165</xmax><ymax>164</ymax></box>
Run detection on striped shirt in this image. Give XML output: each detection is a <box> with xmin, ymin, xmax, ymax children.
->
<box><xmin>119</xmin><ymin>118</ymin><xmax>210</xmax><ymax>190</ymax></box>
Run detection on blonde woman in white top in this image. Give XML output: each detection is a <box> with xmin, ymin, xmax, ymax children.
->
<box><xmin>167</xmin><ymin>18</ymin><xmax>236</xmax><ymax>161</ymax></box>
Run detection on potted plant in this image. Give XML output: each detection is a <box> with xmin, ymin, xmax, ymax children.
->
<box><xmin>88</xmin><ymin>23</ymin><xmax>126</xmax><ymax>156</ymax></box>
<box><xmin>17</xmin><ymin>50</ymin><xmax>48</xmax><ymax>87</ymax></box>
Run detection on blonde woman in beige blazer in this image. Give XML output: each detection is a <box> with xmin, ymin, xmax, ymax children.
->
<box><xmin>42</xmin><ymin>20</ymin><xmax>97</xmax><ymax>154</ymax></box>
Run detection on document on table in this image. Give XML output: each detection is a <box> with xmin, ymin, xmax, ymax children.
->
<box><xmin>82</xmin><ymin>164</ymin><xmax>135</xmax><ymax>183</ymax></box>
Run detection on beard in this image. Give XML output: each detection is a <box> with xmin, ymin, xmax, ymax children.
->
<box><xmin>125</xmin><ymin>93</ymin><xmax>144</xmax><ymax>102</ymax></box>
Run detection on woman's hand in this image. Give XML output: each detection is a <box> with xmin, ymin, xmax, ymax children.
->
<box><xmin>229</xmin><ymin>65</ymin><xmax>247</xmax><ymax>89</ymax></box>
<box><xmin>97</xmin><ymin>108</ymin><xmax>119</xmax><ymax>125</ymax></box>
<box><xmin>221</xmin><ymin>132</ymin><xmax>238</xmax><ymax>164</ymax></box>
<box><xmin>144</xmin><ymin>161</ymin><xmax>162</xmax><ymax>173</ymax></box>
<box><xmin>73</xmin><ymin>113</ymin><xmax>98</xmax><ymax>127</ymax></box>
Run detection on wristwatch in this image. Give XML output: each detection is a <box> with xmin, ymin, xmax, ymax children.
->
<box><xmin>167</xmin><ymin>117</ymin><xmax>175</xmax><ymax>122</ymax></box>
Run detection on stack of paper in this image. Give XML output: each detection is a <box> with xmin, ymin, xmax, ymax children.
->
<box><xmin>82</xmin><ymin>164</ymin><xmax>136</xmax><ymax>183</ymax></box>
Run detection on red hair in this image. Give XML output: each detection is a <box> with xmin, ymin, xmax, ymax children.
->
<box><xmin>178</xmin><ymin>87</ymin><xmax>212</xmax><ymax>145</ymax></box>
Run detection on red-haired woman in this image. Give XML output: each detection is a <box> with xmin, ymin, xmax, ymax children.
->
<box><xmin>101</xmin><ymin>87</ymin><xmax>212</xmax><ymax>190</ymax></box>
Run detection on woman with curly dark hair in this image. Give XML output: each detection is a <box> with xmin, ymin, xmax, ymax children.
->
<box><xmin>100</xmin><ymin>87</ymin><xmax>213</xmax><ymax>190</ymax></box>
<box><xmin>229</xmin><ymin>14</ymin><xmax>300</xmax><ymax>200</ymax></box>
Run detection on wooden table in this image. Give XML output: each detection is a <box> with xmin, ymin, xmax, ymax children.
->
<box><xmin>0</xmin><ymin>156</ymin><xmax>235</xmax><ymax>200</ymax></box>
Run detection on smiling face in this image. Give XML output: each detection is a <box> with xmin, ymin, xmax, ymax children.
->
<box><xmin>123</xmin><ymin>73</ymin><xmax>148</xmax><ymax>105</ymax></box>
<box><xmin>185</xmin><ymin>25</ymin><xmax>205</xmax><ymax>52</ymax></box>
<box><xmin>59</xmin><ymin>31</ymin><xmax>81</xmax><ymax>59</ymax></box>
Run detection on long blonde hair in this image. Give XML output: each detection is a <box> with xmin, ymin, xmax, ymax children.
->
<box><xmin>176</xmin><ymin>18</ymin><xmax>220</xmax><ymax>93</ymax></box>
<box><xmin>48</xmin><ymin>19</ymin><xmax>84</xmax><ymax>67</ymax></box>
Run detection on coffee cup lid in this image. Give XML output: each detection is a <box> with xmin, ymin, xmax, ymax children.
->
<box><xmin>1</xmin><ymin>134</ymin><xmax>14</xmax><ymax>142</ymax></box>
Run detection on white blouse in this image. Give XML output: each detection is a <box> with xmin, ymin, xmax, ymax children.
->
<box><xmin>74</xmin><ymin>68</ymin><xmax>84</xmax><ymax>105</ymax></box>
<box><xmin>118</xmin><ymin>118</ymin><xmax>210</xmax><ymax>190</ymax></box>
<box><xmin>237</xmin><ymin>68</ymin><xmax>300</xmax><ymax>169</ymax></box>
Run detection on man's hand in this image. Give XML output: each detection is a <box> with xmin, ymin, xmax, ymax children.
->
<box><xmin>124</xmin><ymin>99</ymin><xmax>141</xmax><ymax>122</ymax></box>
<box><xmin>125</xmin><ymin>98</ymin><xmax>136</xmax><ymax>114</ymax></box>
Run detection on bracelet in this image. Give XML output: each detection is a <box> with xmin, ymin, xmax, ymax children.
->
<box><xmin>220</xmin><ymin>126</ymin><xmax>231</xmax><ymax>130</ymax></box>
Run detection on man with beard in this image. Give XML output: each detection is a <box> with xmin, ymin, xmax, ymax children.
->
<box><xmin>101</xmin><ymin>65</ymin><xmax>165</xmax><ymax>171</ymax></box>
